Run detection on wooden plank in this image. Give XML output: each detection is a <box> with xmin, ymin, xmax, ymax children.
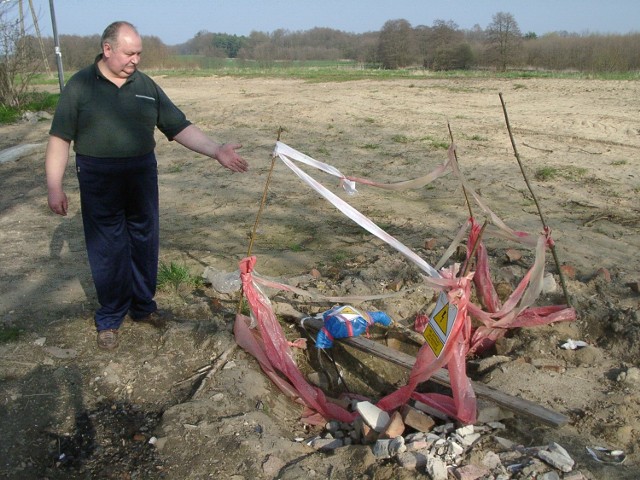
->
<box><xmin>303</xmin><ymin>317</ymin><xmax>569</xmax><ymax>427</ymax></box>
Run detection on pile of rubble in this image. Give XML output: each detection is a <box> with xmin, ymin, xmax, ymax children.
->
<box><xmin>303</xmin><ymin>401</ymin><xmax>585</xmax><ymax>480</ymax></box>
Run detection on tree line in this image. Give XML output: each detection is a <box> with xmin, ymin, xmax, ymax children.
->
<box><xmin>27</xmin><ymin>12</ymin><xmax>640</xmax><ymax>73</ymax></box>
<box><xmin>2</xmin><ymin>8</ymin><xmax>639</xmax><ymax>107</ymax></box>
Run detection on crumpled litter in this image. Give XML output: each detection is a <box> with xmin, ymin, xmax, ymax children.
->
<box><xmin>586</xmin><ymin>446</ymin><xmax>626</xmax><ymax>464</ymax></box>
<box><xmin>313</xmin><ymin>305</ymin><xmax>392</xmax><ymax>349</ymax></box>
<box><xmin>560</xmin><ymin>339</ymin><xmax>589</xmax><ymax>350</ymax></box>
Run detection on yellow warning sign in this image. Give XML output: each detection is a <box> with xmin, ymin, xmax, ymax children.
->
<box><xmin>423</xmin><ymin>324</ymin><xmax>444</xmax><ymax>357</ymax></box>
<box><xmin>433</xmin><ymin>302</ymin><xmax>449</xmax><ymax>333</ymax></box>
<box><xmin>422</xmin><ymin>291</ymin><xmax>458</xmax><ymax>358</ymax></box>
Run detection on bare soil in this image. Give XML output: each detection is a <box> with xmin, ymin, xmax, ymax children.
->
<box><xmin>0</xmin><ymin>75</ymin><xmax>639</xmax><ymax>479</ymax></box>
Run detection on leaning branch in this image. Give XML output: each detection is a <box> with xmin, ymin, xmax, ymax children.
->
<box><xmin>498</xmin><ymin>93</ymin><xmax>571</xmax><ymax>307</ymax></box>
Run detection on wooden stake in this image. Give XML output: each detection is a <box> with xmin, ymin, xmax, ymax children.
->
<box><xmin>498</xmin><ymin>94</ymin><xmax>572</xmax><ymax>307</ymax></box>
<box><xmin>236</xmin><ymin>127</ymin><xmax>283</xmax><ymax>315</ymax></box>
<box><xmin>447</xmin><ymin>122</ymin><xmax>474</xmax><ymax>219</ymax></box>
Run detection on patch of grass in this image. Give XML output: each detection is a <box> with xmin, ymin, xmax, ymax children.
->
<box><xmin>469</xmin><ymin>134</ymin><xmax>488</xmax><ymax>142</ymax></box>
<box><xmin>23</xmin><ymin>91</ymin><xmax>59</xmax><ymax>111</ymax></box>
<box><xmin>535</xmin><ymin>167</ymin><xmax>558</xmax><ymax>181</ymax></box>
<box><xmin>513</xmin><ymin>83</ymin><xmax>527</xmax><ymax>90</ymax></box>
<box><xmin>359</xmin><ymin>143</ymin><xmax>380</xmax><ymax>149</ymax></box>
<box><xmin>610</xmin><ymin>159</ymin><xmax>628</xmax><ymax>166</ymax></box>
<box><xmin>332</xmin><ymin>251</ymin><xmax>349</xmax><ymax>262</ymax></box>
<box><xmin>559</xmin><ymin>166</ymin><xmax>588</xmax><ymax>180</ymax></box>
<box><xmin>535</xmin><ymin>165</ymin><xmax>588</xmax><ymax>182</ymax></box>
<box><xmin>157</xmin><ymin>261</ymin><xmax>202</xmax><ymax>291</ymax></box>
<box><xmin>430</xmin><ymin>140</ymin><xmax>449</xmax><ymax>149</ymax></box>
<box><xmin>391</xmin><ymin>134</ymin><xmax>411</xmax><ymax>144</ymax></box>
<box><xmin>289</xmin><ymin>243</ymin><xmax>304</xmax><ymax>252</ymax></box>
<box><xmin>0</xmin><ymin>105</ymin><xmax>20</xmax><ymax>123</ymax></box>
<box><xmin>0</xmin><ymin>91</ymin><xmax>59</xmax><ymax>125</ymax></box>
<box><xmin>0</xmin><ymin>326</ymin><xmax>22</xmax><ymax>343</ymax></box>
<box><xmin>420</xmin><ymin>135</ymin><xmax>449</xmax><ymax>149</ymax></box>
<box><xmin>315</xmin><ymin>146</ymin><xmax>330</xmax><ymax>156</ymax></box>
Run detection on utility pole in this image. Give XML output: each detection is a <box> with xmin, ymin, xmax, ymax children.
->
<box><xmin>18</xmin><ymin>0</ymin><xmax>24</xmax><ymax>35</ymax></box>
<box><xmin>48</xmin><ymin>0</ymin><xmax>63</xmax><ymax>91</ymax></box>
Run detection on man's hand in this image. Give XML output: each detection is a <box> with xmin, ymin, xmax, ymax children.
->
<box><xmin>214</xmin><ymin>143</ymin><xmax>249</xmax><ymax>173</ymax></box>
<box><xmin>173</xmin><ymin>125</ymin><xmax>249</xmax><ymax>173</ymax></box>
<box><xmin>48</xmin><ymin>189</ymin><xmax>68</xmax><ymax>216</ymax></box>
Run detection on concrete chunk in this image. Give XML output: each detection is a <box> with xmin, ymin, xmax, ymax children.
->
<box><xmin>537</xmin><ymin>449</ymin><xmax>574</xmax><ymax>472</ymax></box>
<box><xmin>357</xmin><ymin>401</ymin><xmax>390</xmax><ymax>432</ymax></box>
<box><xmin>425</xmin><ymin>454</ymin><xmax>449</xmax><ymax>480</ymax></box>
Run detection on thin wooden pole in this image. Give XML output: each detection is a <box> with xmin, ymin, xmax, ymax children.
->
<box><xmin>236</xmin><ymin>127</ymin><xmax>283</xmax><ymax>315</ymax></box>
<box><xmin>447</xmin><ymin>122</ymin><xmax>474</xmax><ymax>219</ymax></box>
<box><xmin>498</xmin><ymin>93</ymin><xmax>571</xmax><ymax>307</ymax></box>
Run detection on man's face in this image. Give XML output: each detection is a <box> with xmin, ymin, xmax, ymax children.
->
<box><xmin>103</xmin><ymin>26</ymin><xmax>143</xmax><ymax>78</ymax></box>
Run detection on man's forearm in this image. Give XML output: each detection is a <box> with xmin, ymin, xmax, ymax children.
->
<box><xmin>45</xmin><ymin>135</ymin><xmax>72</xmax><ymax>192</ymax></box>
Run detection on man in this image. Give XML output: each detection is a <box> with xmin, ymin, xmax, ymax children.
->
<box><xmin>45</xmin><ymin>21</ymin><xmax>249</xmax><ymax>350</ymax></box>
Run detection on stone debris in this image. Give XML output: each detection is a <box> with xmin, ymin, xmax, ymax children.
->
<box><xmin>537</xmin><ymin>442</ymin><xmax>575</xmax><ymax>472</ymax></box>
<box><xmin>372</xmin><ymin>436</ymin><xmax>406</xmax><ymax>459</ymax></box>
<box><xmin>356</xmin><ymin>401</ymin><xmax>390</xmax><ymax>432</ymax></box>
<box><xmin>305</xmin><ymin>403</ymin><xmax>585</xmax><ymax>479</ymax></box>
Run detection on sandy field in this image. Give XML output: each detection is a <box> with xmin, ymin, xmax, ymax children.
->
<box><xmin>0</xmin><ymin>75</ymin><xmax>638</xmax><ymax>479</ymax></box>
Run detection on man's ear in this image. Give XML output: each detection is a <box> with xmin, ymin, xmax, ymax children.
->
<box><xmin>103</xmin><ymin>43</ymin><xmax>113</xmax><ymax>58</ymax></box>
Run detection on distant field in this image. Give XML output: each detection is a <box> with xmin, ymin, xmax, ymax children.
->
<box><xmin>31</xmin><ymin>57</ymin><xmax>640</xmax><ymax>87</ymax></box>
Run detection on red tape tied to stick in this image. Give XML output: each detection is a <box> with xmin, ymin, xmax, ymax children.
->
<box><xmin>233</xmin><ymin>144</ymin><xmax>576</xmax><ymax>424</ymax></box>
<box><xmin>235</xmin><ymin>256</ymin><xmax>478</xmax><ymax>425</ymax></box>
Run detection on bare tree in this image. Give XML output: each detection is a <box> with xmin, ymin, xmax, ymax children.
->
<box><xmin>0</xmin><ymin>2</ymin><xmax>40</xmax><ymax>107</ymax></box>
<box><xmin>485</xmin><ymin>12</ymin><xmax>522</xmax><ymax>71</ymax></box>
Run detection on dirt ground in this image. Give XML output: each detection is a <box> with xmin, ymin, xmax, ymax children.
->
<box><xmin>0</xmin><ymin>75</ymin><xmax>639</xmax><ymax>479</ymax></box>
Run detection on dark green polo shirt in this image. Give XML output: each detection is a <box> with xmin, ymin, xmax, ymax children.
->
<box><xmin>50</xmin><ymin>57</ymin><xmax>191</xmax><ymax>158</ymax></box>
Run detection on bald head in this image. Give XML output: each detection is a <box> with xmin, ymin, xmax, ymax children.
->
<box><xmin>101</xmin><ymin>21</ymin><xmax>139</xmax><ymax>52</ymax></box>
<box><xmin>99</xmin><ymin>21</ymin><xmax>143</xmax><ymax>82</ymax></box>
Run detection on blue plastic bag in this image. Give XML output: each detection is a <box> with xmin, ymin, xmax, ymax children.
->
<box><xmin>315</xmin><ymin>305</ymin><xmax>392</xmax><ymax>348</ymax></box>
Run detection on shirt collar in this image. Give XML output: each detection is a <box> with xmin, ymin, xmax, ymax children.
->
<box><xmin>92</xmin><ymin>53</ymin><xmax>137</xmax><ymax>84</ymax></box>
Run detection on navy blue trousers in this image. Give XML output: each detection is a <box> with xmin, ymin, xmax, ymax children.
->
<box><xmin>76</xmin><ymin>152</ymin><xmax>159</xmax><ymax>331</ymax></box>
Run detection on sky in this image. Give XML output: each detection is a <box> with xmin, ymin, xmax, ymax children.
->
<box><xmin>16</xmin><ymin>0</ymin><xmax>640</xmax><ymax>46</ymax></box>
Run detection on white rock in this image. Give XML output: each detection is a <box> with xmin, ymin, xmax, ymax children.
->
<box><xmin>356</xmin><ymin>401</ymin><xmax>390</xmax><ymax>432</ymax></box>
<box><xmin>459</xmin><ymin>432</ymin><xmax>482</xmax><ymax>447</ymax></box>
<box><xmin>425</xmin><ymin>454</ymin><xmax>448</xmax><ymax>480</ymax></box>
<box><xmin>456</xmin><ymin>425</ymin><xmax>475</xmax><ymax>436</ymax></box>
<box><xmin>538</xmin><ymin>449</ymin><xmax>574</xmax><ymax>472</ymax></box>
<box><xmin>448</xmin><ymin>440</ymin><xmax>465</xmax><ymax>456</ymax></box>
